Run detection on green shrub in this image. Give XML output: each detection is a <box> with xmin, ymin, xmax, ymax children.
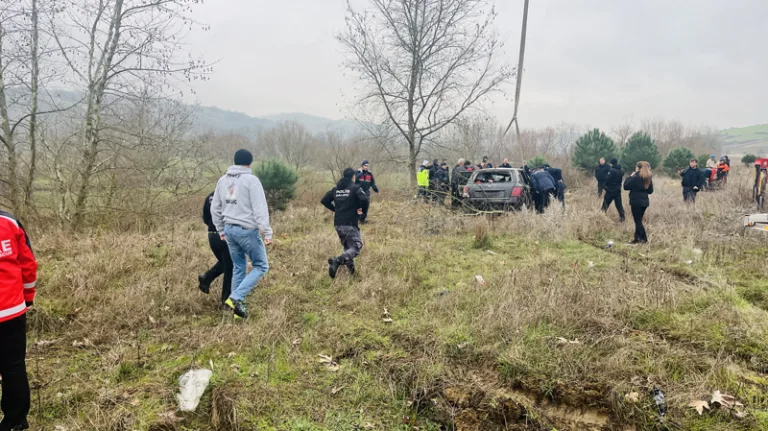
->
<box><xmin>697</xmin><ymin>153</ymin><xmax>713</xmax><ymax>166</ymax></box>
<box><xmin>663</xmin><ymin>147</ymin><xmax>695</xmax><ymax>175</ymax></box>
<box><xmin>526</xmin><ymin>155</ymin><xmax>548</xmax><ymax>168</ymax></box>
<box><xmin>621</xmin><ymin>132</ymin><xmax>661</xmax><ymax>169</ymax></box>
<box><xmin>253</xmin><ymin>160</ymin><xmax>298</xmax><ymax>212</ymax></box>
<box><xmin>571</xmin><ymin>129</ymin><xmax>618</xmax><ymax>171</ymax></box>
<box><xmin>742</xmin><ymin>153</ymin><xmax>758</xmax><ymax>166</ymax></box>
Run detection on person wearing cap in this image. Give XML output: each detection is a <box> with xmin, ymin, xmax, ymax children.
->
<box><xmin>322</xmin><ymin>168</ymin><xmax>369</xmax><ymax>278</ymax></box>
<box><xmin>482</xmin><ymin>156</ymin><xmax>494</xmax><ymax>169</ymax></box>
<box><xmin>0</xmin><ymin>210</ymin><xmax>37</xmax><ymax>431</ymax></box>
<box><xmin>601</xmin><ymin>158</ymin><xmax>626</xmax><ymax>221</ymax></box>
<box><xmin>417</xmin><ymin>160</ymin><xmax>431</xmax><ymax>202</ymax></box>
<box><xmin>706</xmin><ymin>155</ymin><xmax>718</xmax><ymax>170</ymax></box>
<box><xmin>211</xmin><ymin>149</ymin><xmax>272</xmax><ymax>319</ymax></box>
<box><xmin>355</xmin><ymin>160</ymin><xmax>379</xmax><ymax>224</ymax></box>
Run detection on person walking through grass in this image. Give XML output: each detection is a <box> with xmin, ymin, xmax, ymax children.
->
<box><xmin>595</xmin><ymin>158</ymin><xmax>610</xmax><ymax>197</ymax></box>
<box><xmin>601</xmin><ymin>158</ymin><xmax>626</xmax><ymax>222</ymax></box>
<box><xmin>680</xmin><ymin>159</ymin><xmax>705</xmax><ymax>203</ymax></box>
<box><xmin>0</xmin><ymin>210</ymin><xmax>38</xmax><ymax>431</ymax></box>
<box><xmin>321</xmin><ymin>168</ymin><xmax>370</xmax><ymax>278</ymax></box>
<box><xmin>211</xmin><ymin>149</ymin><xmax>272</xmax><ymax>319</ymax></box>
<box><xmin>354</xmin><ymin>160</ymin><xmax>379</xmax><ymax>224</ymax></box>
<box><xmin>624</xmin><ymin>161</ymin><xmax>654</xmax><ymax>244</ymax></box>
<box><xmin>417</xmin><ymin>160</ymin><xmax>430</xmax><ymax>202</ymax></box>
<box><xmin>198</xmin><ymin>190</ymin><xmax>233</xmax><ymax>307</ymax></box>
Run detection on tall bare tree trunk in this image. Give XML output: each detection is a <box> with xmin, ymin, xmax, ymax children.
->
<box><xmin>0</xmin><ymin>23</ymin><xmax>19</xmax><ymax>213</ymax></box>
<box><xmin>23</xmin><ymin>0</ymin><xmax>41</xmax><ymax>213</ymax></box>
<box><xmin>72</xmin><ymin>0</ymin><xmax>124</xmax><ymax>227</ymax></box>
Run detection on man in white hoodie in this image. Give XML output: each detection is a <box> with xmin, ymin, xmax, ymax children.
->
<box><xmin>211</xmin><ymin>149</ymin><xmax>272</xmax><ymax>319</ymax></box>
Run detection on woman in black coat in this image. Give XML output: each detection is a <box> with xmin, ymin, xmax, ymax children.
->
<box><xmin>623</xmin><ymin>161</ymin><xmax>654</xmax><ymax>244</ymax></box>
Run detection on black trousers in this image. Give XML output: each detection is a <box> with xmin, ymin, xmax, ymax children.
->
<box><xmin>0</xmin><ymin>314</ymin><xmax>29</xmax><ymax>431</ymax></box>
<box><xmin>597</xmin><ymin>180</ymin><xmax>605</xmax><ymax>197</ymax></box>
<box><xmin>631</xmin><ymin>205</ymin><xmax>648</xmax><ymax>242</ymax></box>
<box><xmin>202</xmin><ymin>232</ymin><xmax>233</xmax><ymax>304</ymax></box>
<box><xmin>602</xmin><ymin>191</ymin><xmax>625</xmax><ymax>219</ymax></box>
<box><xmin>533</xmin><ymin>189</ymin><xmax>553</xmax><ymax>213</ymax></box>
<box><xmin>360</xmin><ymin>191</ymin><xmax>371</xmax><ymax>222</ymax></box>
<box><xmin>683</xmin><ymin>187</ymin><xmax>698</xmax><ymax>202</ymax></box>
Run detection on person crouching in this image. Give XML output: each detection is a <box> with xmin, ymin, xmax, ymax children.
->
<box><xmin>321</xmin><ymin>168</ymin><xmax>370</xmax><ymax>278</ymax></box>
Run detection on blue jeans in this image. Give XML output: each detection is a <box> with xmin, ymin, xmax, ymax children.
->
<box><xmin>224</xmin><ymin>225</ymin><xmax>269</xmax><ymax>302</ymax></box>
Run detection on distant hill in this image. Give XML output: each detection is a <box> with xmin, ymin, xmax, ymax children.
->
<box><xmin>721</xmin><ymin>124</ymin><xmax>768</xmax><ymax>157</ymax></box>
<box><xmin>194</xmin><ymin>107</ymin><xmax>364</xmax><ymax>136</ymax></box>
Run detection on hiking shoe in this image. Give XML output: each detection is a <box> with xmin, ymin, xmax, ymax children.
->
<box><xmin>328</xmin><ymin>258</ymin><xmax>340</xmax><ymax>279</ymax></box>
<box><xmin>12</xmin><ymin>421</ymin><xmax>29</xmax><ymax>430</ymax></box>
<box><xmin>198</xmin><ymin>274</ymin><xmax>210</xmax><ymax>294</ymax></box>
<box><xmin>224</xmin><ymin>298</ymin><xmax>248</xmax><ymax>319</ymax></box>
<box><xmin>346</xmin><ymin>261</ymin><xmax>356</xmax><ymax>276</ymax></box>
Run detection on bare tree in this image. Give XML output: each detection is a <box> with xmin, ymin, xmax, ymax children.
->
<box><xmin>50</xmin><ymin>0</ymin><xmax>209</xmax><ymax>227</ymax></box>
<box><xmin>0</xmin><ymin>0</ymin><xmax>43</xmax><ymax>215</ymax></box>
<box><xmin>612</xmin><ymin>119</ymin><xmax>634</xmax><ymax>148</ymax></box>
<box><xmin>260</xmin><ymin>120</ymin><xmax>315</xmax><ymax>170</ymax></box>
<box><xmin>338</xmin><ymin>0</ymin><xmax>513</xmax><ymax>185</ymax></box>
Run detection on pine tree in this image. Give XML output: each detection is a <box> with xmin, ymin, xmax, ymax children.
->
<box><xmin>621</xmin><ymin>132</ymin><xmax>661</xmax><ymax>170</ymax></box>
<box><xmin>571</xmin><ymin>129</ymin><xmax>618</xmax><ymax>171</ymax></box>
<box><xmin>663</xmin><ymin>147</ymin><xmax>695</xmax><ymax>175</ymax></box>
<box><xmin>527</xmin><ymin>155</ymin><xmax>548</xmax><ymax>168</ymax></box>
<box><xmin>253</xmin><ymin>160</ymin><xmax>299</xmax><ymax>212</ymax></box>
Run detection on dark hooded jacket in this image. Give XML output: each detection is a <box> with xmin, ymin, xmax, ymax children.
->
<box><xmin>604</xmin><ymin>164</ymin><xmax>624</xmax><ymax>193</ymax></box>
<box><xmin>623</xmin><ymin>173</ymin><xmax>654</xmax><ymax>207</ymax></box>
<box><xmin>595</xmin><ymin>163</ymin><xmax>610</xmax><ymax>182</ymax></box>
<box><xmin>530</xmin><ymin>170</ymin><xmax>556</xmax><ymax>193</ymax></box>
<box><xmin>321</xmin><ymin>178</ymin><xmax>370</xmax><ymax>227</ymax></box>
<box><xmin>545</xmin><ymin>167</ymin><xmax>563</xmax><ymax>184</ymax></box>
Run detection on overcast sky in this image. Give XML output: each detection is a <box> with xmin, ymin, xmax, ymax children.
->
<box><xmin>188</xmin><ymin>0</ymin><xmax>767</xmax><ymax>130</ymax></box>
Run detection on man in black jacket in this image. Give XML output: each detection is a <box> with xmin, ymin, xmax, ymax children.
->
<box><xmin>601</xmin><ymin>159</ymin><xmax>625</xmax><ymax>221</ymax></box>
<box><xmin>542</xmin><ymin>164</ymin><xmax>566</xmax><ymax>207</ymax></box>
<box><xmin>595</xmin><ymin>158</ymin><xmax>610</xmax><ymax>197</ymax></box>
<box><xmin>451</xmin><ymin>159</ymin><xmax>465</xmax><ymax>208</ymax></box>
<box><xmin>500</xmin><ymin>158</ymin><xmax>513</xmax><ymax>169</ymax></box>
<box><xmin>680</xmin><ymin>159</ymin><xmax>705</xmax><ymax>202</ymax></box>
<box><xmin>321</xmin><ymin>168</ymin><xmax>370</xmax><ymax>278</ymax></box>
<box><xmin>355</xmin><ymin>160</ymin><xmax>379</xmax><ymax>223</ymax></box>
<box><xmin>530</xmin><ymin>168</ymin><xmax>556</xmax><ymax>213</ymax></box>
<box><xmin>436</xmin><ymin>162</ymin><xmax>450</xmax><ymax>204</ymax></box>
<box><xmin>199</xmin><ymin>191</ymin><xmax>233</xmax><ymax>306</ymax></box>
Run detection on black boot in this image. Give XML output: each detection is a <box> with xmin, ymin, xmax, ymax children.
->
<box><xmin>198</xmin><ymin>274</ymin><xmax>210</xmax><ymax>294</ymax></box>
<box><xmin>346</xmin><ymin>260</ymin><xmax>356</xmax><ymax>276</ymax></box>
<box><xmin>328</xmin><ymin>258</ymin><xmax>340</xmax><ymax>279</ymax></box>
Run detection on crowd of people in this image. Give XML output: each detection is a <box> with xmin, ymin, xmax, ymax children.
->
<box><xmin>0</xmin><ymin>148</ymin><xmax>738</xmax><ymax>429</ymax></box>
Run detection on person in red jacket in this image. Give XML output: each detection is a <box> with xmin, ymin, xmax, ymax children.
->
<box><xmin>0</xmin><ymin>210</ymin><xmax>37</xmax><ymax>431</ymax></box>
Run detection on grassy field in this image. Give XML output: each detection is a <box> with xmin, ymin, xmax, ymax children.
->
<box><xmin>22</xmin><ymin>166</ymin><xmax>768</xmax><ymax>430</ymax></box>
<box><xmin>721</xmin><ymin>124</ymin><xmax>768</xmax><ymax>157</ymax></box>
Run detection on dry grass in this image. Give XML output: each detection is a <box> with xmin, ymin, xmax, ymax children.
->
<box><xmin>22</xmin><ymin>166</ymin><xmax>768</xmax><ymax>430</ymax></box>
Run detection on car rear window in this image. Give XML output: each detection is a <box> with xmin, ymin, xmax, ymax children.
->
<box><xmin>473</xmin><ymin>170</ymin><xmax>519</xmax><ymax>183</ymax></box>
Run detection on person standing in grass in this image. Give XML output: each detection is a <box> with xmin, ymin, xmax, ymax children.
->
<box><xmin>211</xmin><ymin>149</ymin><xmax>272</xmax><ymax>319</ymax></box>
<box><xmin>322</xmin><ymin>168</ymin><xmax>369</xmax><ymax>278</ymax></box>
<box><xmin>595</xmin><ymin>157</ymin><xmax>610</xmax><ymax>197</ymax></box>
<box><xmin>451</xmin><ymin>158</ymin><xmax>466</xmax><ymax>208</ymax></box>
<box><xmin>601</xmin><ymin>158</ymin><xmax>626</xmax><ymax>222</ymax></box>
<box><xmin>623</xmin><ymin>161</ymin><xmax>654</xmax><ymax>244</ymax></box>
<box><xmin>0</xmin><ymin>210</ymin><xmax>38</xmax><ymax>431</ymax></box>
<box><xmin>417</xmin><ymin>160</ymin><xmax>431</xmax><ymax>202</ymax></box>
<box><xmin>500</xmin><ymin>158</ymin><xmax>513</xmax><ymax>169</ymax></box>
<box><xmin>680</xmin><ymin>159</ymin><xmax>705</xmax><ymax>202</ymax></box>
<box><xmin>354</xmin><ymin>160</ymin><xmax>379</xmax><ymax>224</ymax></box>
<box><xmin>198</xmin><ymin>191</ymin><xmax>233</xmax><ymax>307</ymax></box>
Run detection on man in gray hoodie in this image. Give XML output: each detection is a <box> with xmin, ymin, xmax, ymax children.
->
<box><xmin>211</xmin><ymin>149</ymin><xmax>272</xmax><ymax>319</ymax></box>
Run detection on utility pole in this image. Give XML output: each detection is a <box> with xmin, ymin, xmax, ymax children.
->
<box><xmin>502</xmin><ymin>0</ymin><xmax>530</xmax><ymax>164</ymax></box>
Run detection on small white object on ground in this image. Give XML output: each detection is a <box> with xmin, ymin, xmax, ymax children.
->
<box><xmin>176</xmin><ymin>369</ymin><xmax>213</xmax><ymax>412</ymax></box>
<box><xmin>606</xmin><ymin>240</ymin><xmax>614</xmax><ymax>249</ymax></box>
<box><xmin>475</xmin><ymin>275</ymin><xmax>487</xmax><ymax>285</ymax></box>
<box><xmin>588</xmin><ymin>261</ymin><xmax>595</xmax><ymax>268</ymax></box>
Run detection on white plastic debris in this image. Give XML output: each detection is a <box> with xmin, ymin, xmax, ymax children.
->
<box><xmin>693</xmin><ymin>248</ymin><xmax>703</xmax><ymax>256</ymax></box>
<box><xmin>606</xmin><ymin>240</ymin><xmax>614</xmax><ymax>249</ymax></box>
<box><xmin>587</xmin><ymin>261</ymin><xmax>595</xmax><ymax>268</ymax></box>
<box><xmin>176</xmin><ymin>369</ymin><xmax>212</xmax><ymax>412</ymax></box>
